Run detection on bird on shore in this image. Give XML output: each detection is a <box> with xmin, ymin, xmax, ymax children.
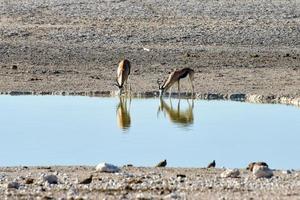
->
<box><xmin>79</xmin><ymin>175</ymin><xmax>93</xmax><ymax>184</ymax></box>
<box><xmin>156</xmin><ymin>159</ymin><xmax>167</xmax><ymax>167</ymax></box>
<box><xmin>207</xmin><ymin>160</ymin><xmax>216</xmax><ymax>168</ymax></box>
<box><xmin>246</xmin><ymin>162</ymin><xmax>268</xmax><ymax>172</ymax></box>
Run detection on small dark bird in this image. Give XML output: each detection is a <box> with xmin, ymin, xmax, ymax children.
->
<box><xmin>156</xmin><ymin>159</ymin><xmax>167</xmax><ymax>167</ymax></box>
<box><xmin>246</xmin><ymin>162</ymin><xmax>269</xmax><ymax>172</ymax></box>
<box><xmin>79</xmin><ymin>175</ymin><xmax>93</xmax><ymax>184</ymax></box>
<box><xmin>207</xmin><ymin>160</ymin><xmax>216</xmax><ymax>168</ymax></box>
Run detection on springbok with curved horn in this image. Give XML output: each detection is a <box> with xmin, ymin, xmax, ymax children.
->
<box><xmin>115</xmin><ymin>59</ymin><xmax>131</xmax><ymax>94</ymax></box>
<box><xmin>157</xmin><ymin>67</ymin><xmax>195</xmax><ymax>97</ymax></box>
<box><xmin>116</xmin><ymin>96</ymin><xmax>131</xmax><ymax>131</ymax></box>
<box><xmin>157</xmin><ymin>98</ymin><xmax>194</xmax><ymax>126</ymax></box>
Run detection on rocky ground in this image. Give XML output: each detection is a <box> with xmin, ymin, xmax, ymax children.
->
<box><xmin>1</xmin><ymin>0</ymin><xmax>300</xmax><ymax>99</ymax></box>
<box><xmin>1</xmin><ymin>166</ymin><xmax>299</xmax><ymax>200</ymax></box>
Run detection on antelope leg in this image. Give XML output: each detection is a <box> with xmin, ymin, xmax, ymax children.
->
<box><xmin>189</xmin><ymin>77</ymin><xmax>194</xmax><ymax>95</ymax></box>
<box><xmin>169</xmin><ymin>86</ymin><xmax>172</xmax><ymax>98</ymax></box>
<box><xmin>177</xmin><ymin>80</ymin><xmax>180</xmax><ymax>97</ymax></box>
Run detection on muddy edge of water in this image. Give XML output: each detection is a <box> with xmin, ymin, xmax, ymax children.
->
<box><xmin>1</xmin><ymin>91</ymin><xmax>300</xmax><ymax>108</ymax></box>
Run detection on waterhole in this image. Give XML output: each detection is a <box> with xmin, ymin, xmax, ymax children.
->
<box><xmin>0</xmin><ymin>95</ymin><xmax>299</xmax><ymax>169</ymax></box>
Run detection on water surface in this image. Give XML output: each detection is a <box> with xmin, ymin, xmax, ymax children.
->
<box><xmin>0</xmin><ymin>95</ymin><xmax>299</xmax><ymax>169</ymax></box>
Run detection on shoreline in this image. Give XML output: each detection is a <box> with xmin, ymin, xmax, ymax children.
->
<box><xmin>1</xmin><ymin>90</ymin><xmax>300</xmax><ymax>108</ymax></box>
<box><xmin>1</xmin><ymin>166</ymin><xmax>299</xmax><ymax>199</ymax></box>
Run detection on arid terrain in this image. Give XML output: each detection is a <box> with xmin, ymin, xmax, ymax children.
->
<box><xmin>1</xmin><ymin>166</ymin><xmax>300</xmax><ymax>200</ymax></box>
<box><xmin>1</xmin><ymin>0</ymin><xmax>299</xmax><ymax>99</ymax></box>
<box><xmin>1</xmin><ymin>0</ymin><xmax>300</xmax><ymax>199</ymax></box>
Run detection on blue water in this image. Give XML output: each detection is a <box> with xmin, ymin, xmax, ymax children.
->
<box><xmin>0</xmin><ymin>95</ymin><xmax>299</xmax><ymax>169</ymax></box>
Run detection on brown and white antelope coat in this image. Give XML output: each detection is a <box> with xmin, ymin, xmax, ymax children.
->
<box><xmin>158</xmin><ymin>67</ymin><xmax>195</xmax><ymax>97</ymax></box>
<box><xmin>115</xmin><ymin>59</ymin><xmax>131</xmax><ymax>94</ymax></box>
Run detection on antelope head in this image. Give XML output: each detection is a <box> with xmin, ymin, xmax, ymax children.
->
<box><xmin>114</xmin><ymin>79</ymin><xmax>124</xmax><ymax>94</ymax></box>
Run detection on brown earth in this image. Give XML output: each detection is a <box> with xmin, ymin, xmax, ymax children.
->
<box><xmin>1</xmin><ymin>166</ymin><xmax>300</xmax><ymax>200</ymax></box>
<box><xmin>1</xmin><ymin>0</ymin><xmax>300</xmax><ymax>98</ymax></box>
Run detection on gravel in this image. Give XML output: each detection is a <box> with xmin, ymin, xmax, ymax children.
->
<box><xmin>0</xmin><ymin>0</ymin><xmax>299</xmax><ymax>97</ymax></box>
<box><xmin>0</xmin><ymin>166</ymin><xmax>299</xmax><ymax>199</ymax></box>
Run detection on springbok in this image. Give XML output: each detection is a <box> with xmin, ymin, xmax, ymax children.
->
<box><xmin>157</xmin><ymin>98</ymin><xmax>194</xmax><ymax>127</ymax></box>
<box><xmin>116</xmin><ymin>96</ymin><xmax>131</xmax><ymax>131</ymax></box>
<box><xmin>157</xmin><ymin>67</ymin><xmax>195</xmax><ymax>97</ymax></box>
<box><xmin>115</xmin><ymin>59</ymin><xmax>131</xmax><ymax>94</ymax></box>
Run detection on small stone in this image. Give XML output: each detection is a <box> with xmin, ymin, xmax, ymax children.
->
<box><xmin>7</xmin><ymin>181</ymin><xmax>20</xmax><ymax>189</ymax></box>
<box><xmin>220</xmin><ymin>169</ymin><xmax>240</xmax><ymax>178</ymax></box>
<box><xmin>42</xmin><ymin>196</ymin><xmax>54</xmax><ymax>200</ymax></box>
<box><xmin>176</xmin><ymin>174</ymin><xmax>186</xmax><ymax>178</ymax></box>
<box><xmin>252</xmin><ymin>165</ymin><xmax>273</xmax><ymax>178</ymax></box>
<box><xmin>282</xmin><ymin>170</ymin><xmax>292</xmax><ymax>174</ymax></box>
<box><xmin>123</xmin><ymin>164</ymin><xmax>133</xmax><ymax>167</ymax></box>
<box><xmin>164</xmin><ymin>192</ymin><xmax>184</xmax><ymax>199</ymax></box>
<box><xmin>25</xmin><ymin>178</ymin><xmax>34</xmax><ymax>184</ymax></box>
<box><xmin>95</xmin><ymin>163</ymin><xmax>120</xmax><ymax>173</ymax></box>
<box><xmin>11</xmin><ymin>65</ymin><xmax>18</xmax><ymax>70</ymax></box>
<box><xmin>250</xmin><ymin>54</ymin><xmax>259</xmax><ymax>58</ymax></box>
<box><xmin>43</xmin><ymin>174</ymin><xmax>58</xmax><ymax>184</ymax></box>
<box><xmin>79</xmin><ymin>175</ymin><xmax>93</xmax><ymax>184</ymax></box>
<box><xmin>246</xmin><ymin>162</ymin><xmax>268</xmax><ymax>171</ymax></box>
<box><xmin>124</xmin><ymin>185</ymin><xmax>133</xmax><ymax>190</ymax></box>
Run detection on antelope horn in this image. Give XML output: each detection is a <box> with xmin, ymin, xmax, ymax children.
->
<box><xmin>114</xmin><ymin>78</ymin><xmax>121</xmax><ymax>88</ymax></box>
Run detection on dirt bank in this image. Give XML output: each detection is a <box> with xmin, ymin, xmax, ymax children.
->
<box><xmin>1</xmin><ymin>0</ymin><xmax>299</xmax><ymax>99</ymax></box>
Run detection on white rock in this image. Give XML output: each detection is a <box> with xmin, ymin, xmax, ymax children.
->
<box><xmin>95</xmin><ymin>163</ymin><xmax>120</xmax><ymax>173</ymax></box>
<box><xmin>252</xmin><ymin>165</ymin><xmax>273</xmax><ymax>178</ymax></box>
<box><xmin>143</xmin><ymin>47</ymin><xmax>150</xmax><ymax>51</ymax></box>
<box><xmin>282</xmin><ymin>170</ymin><xmax>292</xmax><ymax>174</ymax></box>
<box><xmin>164</xmin><ymin>192</ymin><xmax>186</xmax><ymax>199</ymax></box>
<box><xmin>43</xmin><ymin>174</ymin><xmax>58</xmax><ymax>184</ymax></box>
<box><xmin>7</xmin><ymin>181</ymin><xmax>20</xmax><ymax>189</ymax></box>
<box><xmin>220</xmin><ymin>169</ymin><xmax>240</xmax><ymax>178</ymax></box>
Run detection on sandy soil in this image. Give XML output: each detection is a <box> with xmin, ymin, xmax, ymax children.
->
<box><xmin>1</xmin><ymin>0</ymin><xmax>300</xmax><ymax>98</ymax></box>
<box><xmin>1</xmin><ymin>166</ymin><xmax>300</xmax><ymax>200</ymax></box>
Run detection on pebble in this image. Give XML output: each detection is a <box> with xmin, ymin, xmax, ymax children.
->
<box><xmin>25</xmin><ymin>178</ymin><xmax>34</xmax><ymax>184</ymax></box>
<box><xmin>164</xmin><ymin>192</ymin><xmax>186</xmax><ymax>199</ymax></box>
<box><xmin>177</xmin><ymin>174</ymin><xmax>186</xmax><ymax>178</ymax></box>
<box><xmin>43</xmin><ymin>174</ymin><xmax>58</xmax><ymax>184</ymax></box>
<box><xmin>79</xmin><ymin>175</ymin><xmax>93</xmax><ymax>184</ymax></box>
<box><xmin>95</xmin><ymin>163</ymin><xmax>120</xmax><ymax>173</ymax></box>
<box><xmin>11</xmin><ymin>65</ymin><xmax>18</xmax><ymax>70</ymax></box>
<box><xmin>252</xmin><ymin>165</ymin><xmax>273</xmax><ymax>179</ymax></box>
<box><xmin>282</xmin><ymin>170</ymin><xmax>292</xmax><ymax>174</ymax></box>
<box><xmin>220</xmin><ymin>169</ymin><xmax>240</xmax><ymax>178</ymax></box>
<box><xmin>7</xmin><ymin>181</ymin><xmax>20</xmax><ymax>189</ymax></box>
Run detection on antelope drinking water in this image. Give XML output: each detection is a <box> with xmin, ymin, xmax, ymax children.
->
<box><xmin>157</xmin><ymin>67</ymin><xmax>195</xmax><ymax>97</ymax></box>
<box><xmin>157</xmin><ymin>98</ymin><xmax>194</xmax><ymax>127</ymax></box>
<box><xmin>115</xmin><ymin>59</ymin><xmax>131</xmax><ymax>95</ymax></box>
<box><xmin>116</xmin><ymin>96</ymin><xmax>131</xmax><ymax>131</ymax></box>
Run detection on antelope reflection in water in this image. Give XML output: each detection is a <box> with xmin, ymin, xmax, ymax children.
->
<box><xmin>116</xmin><ymin>96</ymin><xmax>131</xmax><ymax>131</ymax></box>
<box><xmin>158</xmin><ymin>98</ymin><xmax>194</xmax><ymax>127</ymax></box>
